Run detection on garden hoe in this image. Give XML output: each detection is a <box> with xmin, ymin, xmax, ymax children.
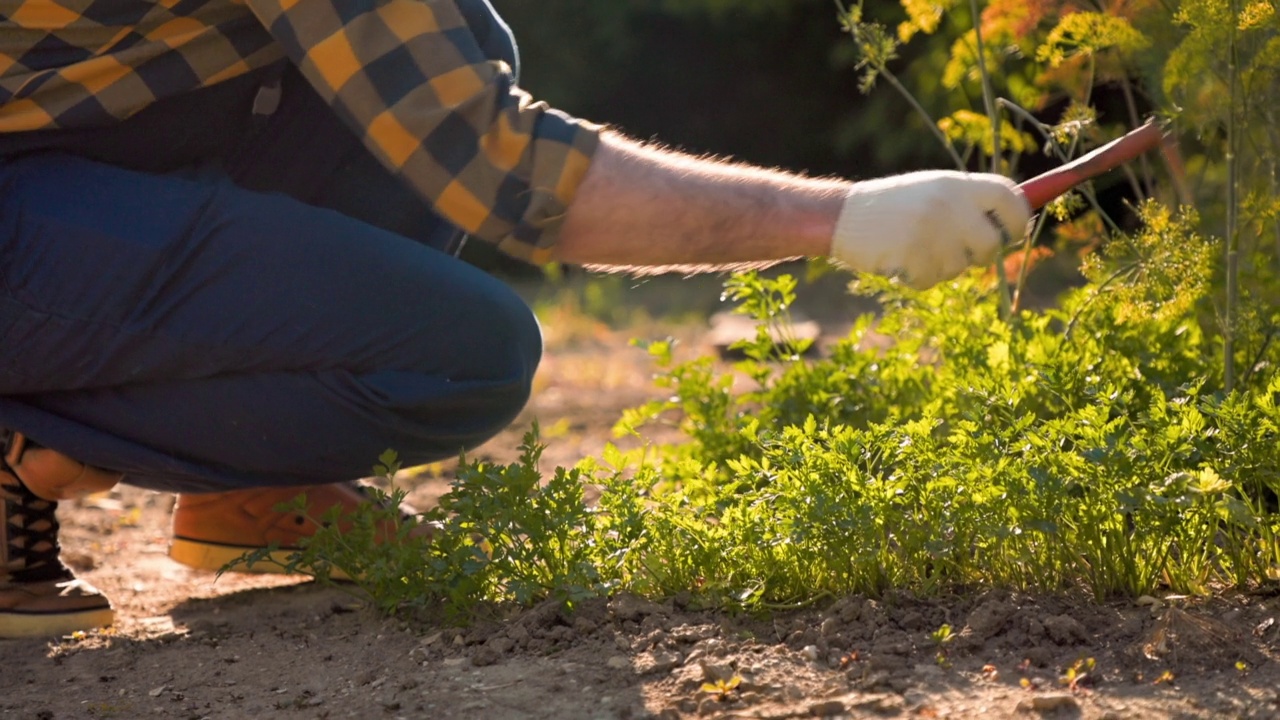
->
<box><xmin>1017</xmin><ymin>119</ymin><xmax>1173</xmax><ymax>211</ymax></box>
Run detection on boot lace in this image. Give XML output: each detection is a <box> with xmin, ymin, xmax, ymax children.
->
<box><xmin>2</xmin><ymin>462</ymin><xmax>65</xmax><ymax>584</ymax></box>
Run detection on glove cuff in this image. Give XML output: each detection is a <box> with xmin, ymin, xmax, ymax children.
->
<box><xmin>830</xmin><ymin>181</ymin><xmax>910</xmax><ymax>276</ymax></box>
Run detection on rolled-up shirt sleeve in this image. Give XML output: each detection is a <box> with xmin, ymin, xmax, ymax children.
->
<box><xmin>246</xmin><ymin>0</ymin><xmax>600</xmax><ymax>263</ymax></box>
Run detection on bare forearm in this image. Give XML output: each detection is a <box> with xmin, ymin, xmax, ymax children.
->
<box><xmin>554</xmin><ymin>131</ymin><xmax>848</xmax><ymax>271</ymax></box>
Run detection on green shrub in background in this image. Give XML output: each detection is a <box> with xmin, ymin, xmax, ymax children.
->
<box><xmin>230</xmin><ymin>0</ymin><xmax>1280</xmax><ymax>618</ymax></box>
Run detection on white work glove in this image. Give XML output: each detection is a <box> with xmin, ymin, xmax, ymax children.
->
<box><xmin>830</xmin><ymin>170</ymin><xmax>1032</xmax><ymax>289</ymax></box>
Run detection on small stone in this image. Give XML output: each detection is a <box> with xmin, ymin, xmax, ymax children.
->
<box><xmin>800</xmin><ymin>645</ymin><xmax>820</xmax><ymax>662</ymax></box>
<box><xmin>808</xmin><ymin>699</ymin><xmax>846</xmax><ymax>716</ymax></box>
<box><xmin>699</xmin><ymin>661</ymin><xmax>736</xmax><ymax>684</ymax></box>
<box><xmin>851</xmin><ymin>694</ymin><xmax>905</xmax><ymax>713</ymax></box>
<box><xmin>634</xmin><ymin>650</ymin><xmax>682</xmax><ymax>675</ymax></box>
<box><xmin>671</xmin><ymin>624</ymin><xmax>716</xmax><ymax>643</ymax></box>
<box><xmin>442</xmin><ymin>657</ymin><xmax>466</xmax><ymax>668</ymax></box>
<box><xmin>573</xmin><ymin>617</ymin><xmax>598</xmax><ymax>635</ymax></box>
<box><xmin>701</xmin><ymin>638</ymin><xmax>726</xmax><ymax>656</ymax></box>
<box><xmin>820</xmin><ymin>618</ymin><xmax>838</xmax><ymax>638</ymax></box>
<box><xmin>912</xmin><ymin>663</ymin><xmax>944</xmax><ymax>678</ymax></box>
<box><xmin>606</xmin><ymin>656</ymin><xmax>631</xmax><ymax>670</ymax></box>
<box><xmin>470</xmin><ymin>645</ymin><xmax>502</xmax><ymax>666</ymax></box>
<box><xmin>966</xmin><ymin>599</ymin><xmax>1014</xmax><ymax>639</ymax></box>
<box><xmin>148</xmin><ymin>685</ymin><xmax>167</xmax><ymax>698</ymax></box>
<box><xmin>903</xmin><ymin>689</ymin><xmax>931</xmax><ymax>707</ymax></box>
<box><xmin>783</xmin><ymin>685</ymin><xmax>805</xmax><ymax>702</ymax></box>
<box><xmin>1015</xmin><ymin>694</ymin><xmax>1080</xmax><ymax>713</ymax></box>
<box><xmin>1043</xmin><ymin>614</ymin><xmax>1088</xmax><ymax>645</ymax></box>
<box><xmin>868</xmin><ymin>653</ymin><xmax>908</xmax><ymax>673</ymax></box>
<box><xmin>613</xmin><ymin>635</ymin><xmax>631</xmax><ymax>652</ymax></box>
<box><xmin>485</xmin><ymin>636</ymin><xmax>515</xmax><ymax>654</ymax></box>
<box><xmin>611</xmin><ymin>593</ymin><xmax>664</xmax><ymax>622</ymax></box>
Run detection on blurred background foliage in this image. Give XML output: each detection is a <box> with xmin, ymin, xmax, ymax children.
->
<box><xmin>489</xmin><ymin>0</ymin><xmax>1280</xmax><ymax>355</ymax></box>
<box><xmin>491</xmin><ymin>0</ymin><xmax>945</xmax><ymax>178</ymax></box>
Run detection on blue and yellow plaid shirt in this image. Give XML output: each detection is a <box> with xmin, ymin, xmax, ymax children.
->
<box><xmin>0</xmin><ymin>0</ymin><xmax>600</xmax><ymax>261</ymax></box>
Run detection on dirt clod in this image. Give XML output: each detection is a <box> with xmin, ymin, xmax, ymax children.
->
<box><xmin>808</xmin><ymin>698</ymin><xmax>846</xmax><ymax>716</ymax></box>
<box><xmin>635</xmin><ymin>650</ymin><xmax>682</xmax><ymax>675</ymax></box>
<box><xmin>611</xmin><ymin>593</ymin><xmax>665</xmax><ymax>622</ymax></box>
<box><xmin>1016</xmin><ymin>693</ymin><xmax>1080</xmax><ymax>713</ymax></box>
<box><xmin>1044</xmin><ymin>613</ymin><xmax>1089</xmax><ymax>645</ymax></box>
<box><xmin>967</xmin><ymin>598</ymin><xmax>1015</xmax><ymax>639</ymax></box>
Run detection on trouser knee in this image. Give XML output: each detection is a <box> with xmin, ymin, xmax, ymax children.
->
<box><xmin>471</xmin><ymin>288</ymin><xmax>543</xmax><ymax>416</ymax></box>
<box><xmin>396</xmin><ymin>283</ymin><xmax>543</xmax><ymax>454</ymax></box>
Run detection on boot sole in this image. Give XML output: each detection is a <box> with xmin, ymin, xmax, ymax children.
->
<box><xmin>0</xmin><ymin>606</ymin><xmax>115</xmax><ymax>639</ymax></box>
<box><xmin>169</xmin><ymin>537</ymin><xmax>352</xmax><ymax>581</ymax></box>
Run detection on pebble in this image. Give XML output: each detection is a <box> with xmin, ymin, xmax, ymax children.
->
<box><xmin>486</xmin><ymin>637</ymin><xmax>515</xmax><ymax>653</ymax></box>
<box><xmin>808</xmin><ymin>699</ymin><xmax>846</xmax><ymax>716</ymax></box>
<box><xmin>850</xmin><ymin>693</ymin><xmax>905</xmax><ymax>713</ymax></box>
<box><xmin>698</xmin><ymin>661</ymin><xmax>735</xmax><ymax>684</ymax></box>
<box><xmin>610</xmin><ymin>593</ymin><xmax>664</xmax><ymax>622</ymax></box>
<box><xmin>697</xmin><ymin>697</ymin><xmax>722</xmax><ymax>715</ymax></box>
<box><xmin>671</xmin><ymin>624</ymin><xmax>717</xmax><ymax>643</ymax></box>
<box><xmin>800</xmin><ymin>645</ymin><xmax>820</xmax><ymax>662</ymax></box>
<box><xmin>701</xmin><ymin>638</ymin><xmax>725</xmax><ymax>656</ymax></box>
<box><xmin>606</xmin><ymin>656</ymin><xmax>631</xmax><ymax>670</ymax></box>
<box><xmin>1015</xmin><ymin>694</ymin><xmax>1080</xmax><ymax>713</ymax></box>
<box><xmin>1043</xmin><ymin>614</ymin><xmax>1088</xmax><ymax>645</ymax></box>
<box><xmin>634</xmin><ymin>650</ymin><xmax>682</xmax><ymax>675</ymax></box>
<box><xmin>912</xmin><ymin>662</ymin><xmax>945</xmax><ymax>677</ymax></box>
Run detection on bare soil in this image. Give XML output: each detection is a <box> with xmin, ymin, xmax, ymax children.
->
<box><xmin>5</xmin><ymin>289</ymin><xmax>1280</xmax><ymax>720</ymax></box>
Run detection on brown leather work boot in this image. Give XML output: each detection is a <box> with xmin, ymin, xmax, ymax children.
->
<box><xmin>0</xmin><ymin>431</ymin><xmax>118</xmax><ymax>638</ymax></box>
<box><xmin>169</xmin><ymin>482</ymin><xmax>424</xmax><ymax>580</ymax></box>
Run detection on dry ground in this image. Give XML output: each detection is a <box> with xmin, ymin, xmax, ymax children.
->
<box><xmin>4</xmin><ymin>276</ymin><xmax>1280</xmax><ymax>720</ymax></box>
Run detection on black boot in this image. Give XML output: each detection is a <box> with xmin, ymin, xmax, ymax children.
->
<box><xmin>0</xmin><ymin>432</ymin><xmax>114</xmax><ymax>638</ymax></box>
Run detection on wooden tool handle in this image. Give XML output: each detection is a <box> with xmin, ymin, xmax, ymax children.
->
<box><xmin>1017</xmin><ymin>121</ymin><xmax>1167</xmax><ymax>210</ymax></box>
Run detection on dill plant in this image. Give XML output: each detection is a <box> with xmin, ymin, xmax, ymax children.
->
<box><xmin>229</xmin><ymin>0</ymin><xmax>1280</xmax><ymax>617</ymax></box>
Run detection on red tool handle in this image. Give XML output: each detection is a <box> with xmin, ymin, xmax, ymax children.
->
<box><xmin>1017</xmin><ymin>121</ymin><xmax>1167</xmax><ymax>210</ymax></box>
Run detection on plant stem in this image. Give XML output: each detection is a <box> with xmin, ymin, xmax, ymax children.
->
<box><xmin>879</xmin><ymin>69</ymin><xmax>967</xmax><ymax>170</ymax></box>
<box><xmin>1119</xmin><ymin>76</ymin><xmax>1153</xmax><ymax>198</ymax></box>
<box><xmin>966</xmin><ymin>0</ymin><xmax>1012</xmax><ymax>318</ymax></box>
<box><xmin>836</xmin><ymin>0</ymin><xmax>965</xmax><ymax>170</ymax></box>
<box><xmin>1062</xmin><ymin>262</ymin><xmax>1141</xmax><ymax>340</ymax></box>
<box><xmin>1225</xmin><ymin>0</ymin><xmax>1239</xmax><ymax>393</ymax></box>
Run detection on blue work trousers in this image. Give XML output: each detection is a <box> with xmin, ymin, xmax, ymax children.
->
<box><xmin>0</xmin><ymin>0</ymin><xmax>539</xmax><ymax>493</ymax></box>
